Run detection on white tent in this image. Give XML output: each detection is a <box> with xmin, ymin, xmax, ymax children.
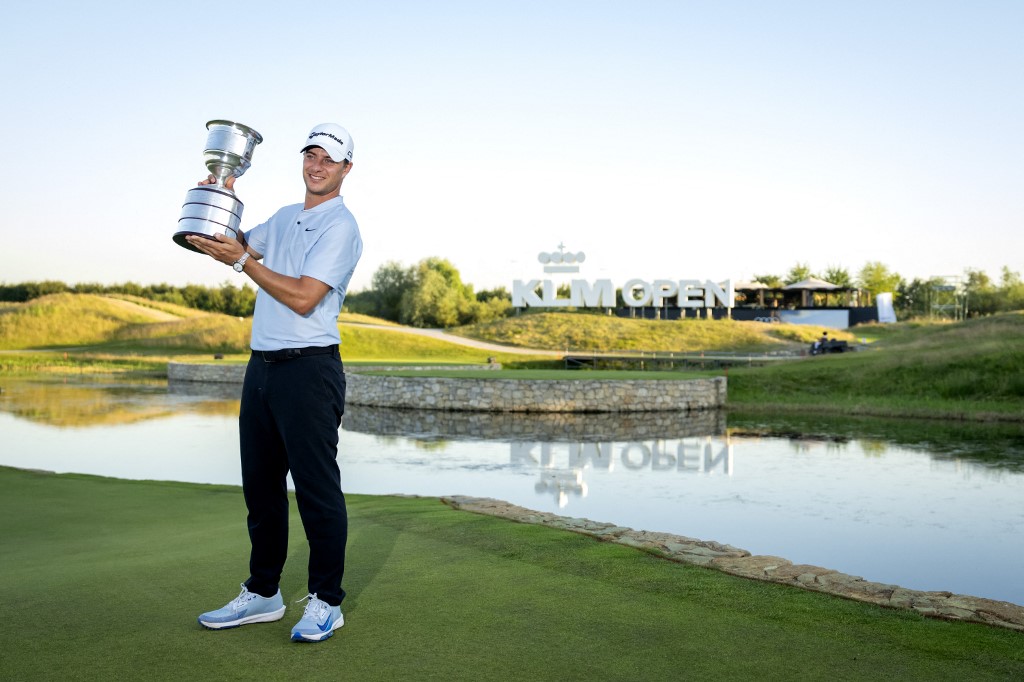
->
<box><xmin>783</xmin><ymin>277</ymin><xmax>846</xmax><ymax>307</ymax></box>
<box><xmin>782</xmin><ymin>277</ymin><xmax>841</xmax><ymax>291</ymax></box>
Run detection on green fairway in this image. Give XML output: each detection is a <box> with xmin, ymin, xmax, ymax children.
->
<box><xmin>1</xmin><ymin>467</ymin><xmax>1021</xmax><ymax>681</ymax></box>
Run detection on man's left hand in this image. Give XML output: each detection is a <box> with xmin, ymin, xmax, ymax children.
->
<box><xmin>186</xmin><ymin>232</ymin><xmax>245</xmax><ymax>267</ymax></box>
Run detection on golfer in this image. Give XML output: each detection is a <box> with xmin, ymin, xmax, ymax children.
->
<box><xmin>188</xmin><ymin>122</ymin><xmax>362</xmax><ymax>643</ymax></box>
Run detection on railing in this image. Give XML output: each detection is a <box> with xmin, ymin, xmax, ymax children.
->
<box><xmin>563</xmin><ymin>351</ymin><xmax>801</xmax><ymax>370</ymax></box>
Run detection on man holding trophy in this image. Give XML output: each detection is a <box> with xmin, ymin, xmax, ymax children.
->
<box><xmin>186</xmin><ymin>122</ymin><xmax>362</xmax><ymax>643</ymax></box>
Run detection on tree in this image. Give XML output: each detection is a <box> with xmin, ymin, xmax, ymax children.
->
<box><xmin>1000</xmin><ymin>267</ymin><xmax>1024</xmax><ymax>312</ymax></box>
<box><xmin>784</xmin><ymin>263</ymin><xmax>814</xmax><ymax>285</ymax></box>
<box><xmin>398</xmin><ymin>257</ymin><xmax>477</xmax><ymax>328</ymax></box>
<box><xmin>857</xmin><ymin>262</ymin><xmax>903</xmax><ymax>303</ymax></box>
<box><xmin>369</xmin><ymin>261</ymin><xmax>415</xmax><ymax>321</ymax></box>
<box><xmin>751</xmin><ymin>273</ymin><xmax>783</xmax><ymax>288</ymax></box>
<box><xmin>822</xmin><ymin>265</ymin><xmax>852</xmax><ymax>288</ymax></box>
<box><xmin>400</xmin><ymin>269</ymin><xmax>463</xmax><ymax>327</ymax></box>
<box><xmin>476</xmin><ymin>286</ymin><xmax>510</xmax><ymax>303</ymax></box>
<box><xmin>472</xmin><ymin>286</ymin><xmax>512</xmax><ymax>323</ymax></box>
<box><xmin>964</xmin><ymin>268</ymin><xmax>997</xmax><ymax>316</ymax></box>
<box><xmin>896</xmin><ymin>277</ymin><xmax>946</xmax><ymax>319</ymax></box>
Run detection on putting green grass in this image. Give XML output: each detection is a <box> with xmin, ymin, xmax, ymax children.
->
<box><xmin>1</xmin><ymin>467</ymin><xmax>1021</xmax><ymax>681</ymax></box>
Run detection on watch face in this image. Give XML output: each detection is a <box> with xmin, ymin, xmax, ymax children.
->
<box><xmin>233</xmin><ymin>261</ymin><xmax>244</xmax><ymax>272</ymax></box>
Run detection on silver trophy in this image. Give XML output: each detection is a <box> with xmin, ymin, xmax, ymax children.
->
<box><xmin>173</xmin><ymin>120</ymin><xmax>263</xmax><ymax>252</ymax></box>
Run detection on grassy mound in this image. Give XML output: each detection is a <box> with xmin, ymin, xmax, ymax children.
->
<box><xmin>0</xmin><ymin>293</ymin><xmax>253</xmax><ymax>354</ymax></box>
<box><xmin>729</xmin><ymin>313</ymin><xmax>1024</xmax><ymax>416</ymax></box>
<box><xmin>0</xmin><ymin>293</ymin><xmax>176</xmax><ymax>349</ymax></box>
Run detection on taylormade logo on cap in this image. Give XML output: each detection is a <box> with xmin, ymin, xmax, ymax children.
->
<box><xmin>302</xmin><ymin>123</ymin><xmax>354</xmax><ymax>162</ymax></box>
<box><xmin>309</xmin><ymin>131</ymin><xmax>347</xmax><ymax>146</ymax></box>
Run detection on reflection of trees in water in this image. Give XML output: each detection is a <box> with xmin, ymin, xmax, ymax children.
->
<box><xmin>0</xmin><ymin>376</ymin><xmax>239</xmax><ymax>427</ymax></box>
<box><xmin>728</xmin><ymin>411</ymin><xmax>1024</xmax><ymax>472</ymax></box>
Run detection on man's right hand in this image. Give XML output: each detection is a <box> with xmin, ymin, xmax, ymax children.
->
<box><xmin>198</xmin><ymin>174</ymin><xmax>236</xmax><ymax>190</ymax></box>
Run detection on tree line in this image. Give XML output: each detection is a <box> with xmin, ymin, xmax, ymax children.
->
<box><xmin>4</xmin><ymin>258</ymin><xmax>1021</xmax><ymax>325</ymax></box>
<box><xmin>752</xmin><ymin>261</ymin><xmax>1024</xmax><ymax>317</ymax></box>
<box><xmin>0</xmin><ymin>280</ymin><xmax>257</xmax><ymax>318</ymax></box>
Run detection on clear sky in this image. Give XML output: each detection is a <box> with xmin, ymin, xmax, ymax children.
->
<box><xmin>1</xmin><ymin>1</ymin><xmax>1021</xmax><ymax>293</ymax></box>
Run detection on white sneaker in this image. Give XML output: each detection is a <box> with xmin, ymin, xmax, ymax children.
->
<box><xmin>198</xmin><ymin>583</ymin><xmax>286</xmax><ymax>630</ymax></box>
<box><xmin>290</xmin><ymin>593</ymin><xmax>344</xmax><ymax>642</ymax></box>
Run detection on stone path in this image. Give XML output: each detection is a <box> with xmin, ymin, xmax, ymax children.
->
<box><xmin>443</xmin><ymin>495</ymin><xmax>1024</xmax><ymax>632</ymax></box>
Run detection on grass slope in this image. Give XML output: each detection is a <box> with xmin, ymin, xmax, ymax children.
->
<box><xmin>728</xmin><ymin>313</ymin><xmax>1024</xmax><ymax>418</ymax></box>
<box><xmin>338</xmin><ymin>324</ymin><xmax>552</xmax><ymax>365</ymax></box>
<box><xmin>0</xmin><ymin>293</ymin><xmax>250</xmax><ymax>353</ymax></box>
<box><xmin>456</xmin><ymin>312</ymin><xmax>840</xmax><ymax>352</ymax></box>
<box><xmin>0</xmin><ymin>294</ymin><xmax>546</xmax><ymax>364</ymax></box>
<box><xmin>1</xmin><ymin>467</ymin><xmax>1021</xmax><ymax>681</ymax></box>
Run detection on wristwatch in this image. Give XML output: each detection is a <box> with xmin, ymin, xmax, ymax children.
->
<box><xmin>232</xmin><ymin>252</ymin><xmax>250</xmax><ymax>273</ymax></box>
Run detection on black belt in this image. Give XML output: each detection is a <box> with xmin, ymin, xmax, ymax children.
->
<box><xmin>254</xmin><ymin>345</ymin><xmax>338</xmax><ymax>362</ymax></box>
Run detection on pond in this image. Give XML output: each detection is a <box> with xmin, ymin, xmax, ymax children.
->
<box><xmin>2</xmin><ymin>374</ymin><xmax>1022</xmax><ymax>606</ymax></box>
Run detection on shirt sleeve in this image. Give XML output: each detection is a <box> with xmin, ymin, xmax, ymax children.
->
<box><xmin>244</xmin><ymin>218</ymin><xmax>269</xmax><ymax>257</ymax></box>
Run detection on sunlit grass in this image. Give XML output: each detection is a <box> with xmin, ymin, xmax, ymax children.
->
<box><xmin>339</xmin><ymin>312</ymin><xmax>400</xmax><ymax>326</ymax></box>
<box><xmin>456</xmin><ymin>312</ymin><xmax>851</xmax><ymax>353</ymax></box>
<box><xmin>338</xmin><ymin>324</ymin><xmax>556</xmax><ymax>364</ymax></box>
<box><xmin>0</xmin><ymin>293</ymin><xmax>167</xmax><ymax>349</ymax></box>
<box><xmin>728</xmin><ymin>312</ymin><xmax>1024</xmax><ymax>417</ymax></box>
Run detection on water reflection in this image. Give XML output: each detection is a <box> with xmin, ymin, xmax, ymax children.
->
<box><xmin>511</xmin><ymin>438</ymin><xmax>733</xmax><ymax>508</ymax></box>
<box><xmin>342</xmin><ymin>405</ymin><xmax>732</xmax><ymax>508</ymax></box>
<box><xmin>0</xmin><ymin>376</ymin><xmax>238</xmax><ymax>426</ymax></box>
<box><xmin>728</xmin><ymin>411</ymin><xmax>1024</xmax><ymax>474</ymax></box>
<box><xmin>1</xmin><ymin>375</ymin><xmax>1023</xmax><ymax>605</ymax></box>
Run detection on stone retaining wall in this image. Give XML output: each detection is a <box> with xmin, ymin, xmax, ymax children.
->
<box><xmin>343</xmin><ymin>406</ymin><xmax>725</xmax><ymax>440</ymax></box>
<box><xmin>167</xmin><ymin>362</ymin><xmax>726</xmax><ymax>413</ymax></box>
<box><xmin>345</xmin><ymin>374</ymin><xmax>725</xmax><ymax>413</ymax></box>
<box><xmin>167</xmin><ymin>362</ymin><xmax>245</xmax><ymax>384</ymax></box>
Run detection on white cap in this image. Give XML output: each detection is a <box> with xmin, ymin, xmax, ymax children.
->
<box><xmin>301</xmin><ymin>123</ymin><xmax>354</xmax><ymax>162</ymax></box>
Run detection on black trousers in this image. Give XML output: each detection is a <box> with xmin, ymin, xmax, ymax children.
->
<box><xmin>239</xmin><ymin>348</ymin><xmax>348</xmax><ymax>606</ymax></box>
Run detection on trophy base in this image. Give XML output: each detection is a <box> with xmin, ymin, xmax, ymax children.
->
<box><xmin>172</xmin><ymin>230</ymin><xmax>220</xmax><ymax>253</ymax></box>
<box><xmin>175</xmin><ymin>185</ymin><xmax>244</xmax><ymax>252</ymax></box>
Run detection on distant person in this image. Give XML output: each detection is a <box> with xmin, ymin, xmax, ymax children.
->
<box><xmin>187</xmin><ymin>123</ymin><xmax>362</xmax><ymax>643</ymax></box>
<box><xmin>812</xmin><ymin>331</ymin><xmax>829</xmax><ymax>355</ymax></box>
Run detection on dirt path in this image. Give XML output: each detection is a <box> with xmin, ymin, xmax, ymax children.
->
<box><xmin>343</xmin><ymin>323</ymin><xmax>558</xmax><ymax>356</ymax></box>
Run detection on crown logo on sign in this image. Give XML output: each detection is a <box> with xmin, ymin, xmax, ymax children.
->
<box><xmin>538</xmin><ymin>243</ymin><xmax>586</xmax><ymax>273</ymax></box>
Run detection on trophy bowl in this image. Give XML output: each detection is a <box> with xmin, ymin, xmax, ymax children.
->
<box><xmin>173</xmin><ymin>120</ymin><xmax>263</xmax><ymax>252</ymax></box>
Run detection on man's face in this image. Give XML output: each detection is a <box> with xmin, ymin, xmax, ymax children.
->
<box><xmin>302</xmin><ymin>146</ymin><xmax>352</xmax><ymax>198</ymax></box>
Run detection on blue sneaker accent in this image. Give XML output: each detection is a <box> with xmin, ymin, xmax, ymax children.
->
<box><xmin>290</xmin><ymin>593</ymin><xmax>343</xmax><ymax>642</ymax></box>
<box><xmin>198</xmin><ymin>583</ymin><xmax>286</xmax><ymax>630</ymax></box>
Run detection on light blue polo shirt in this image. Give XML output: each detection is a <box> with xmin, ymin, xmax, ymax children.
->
<box><xmin>244</xmin><ymin>196</ymin><xmax>362</xmax><ymax>351</ymax></box>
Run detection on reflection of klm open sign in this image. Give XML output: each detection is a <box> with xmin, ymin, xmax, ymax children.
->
<box><xmin>174</xmin><ymin>120</ymin><xmax>263</xmax><ymax>253</ymax></box>
<box><xmin>513</xmin><ymin>437</ymin><xmax>734</xmax><ymax>510</ymax></box>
